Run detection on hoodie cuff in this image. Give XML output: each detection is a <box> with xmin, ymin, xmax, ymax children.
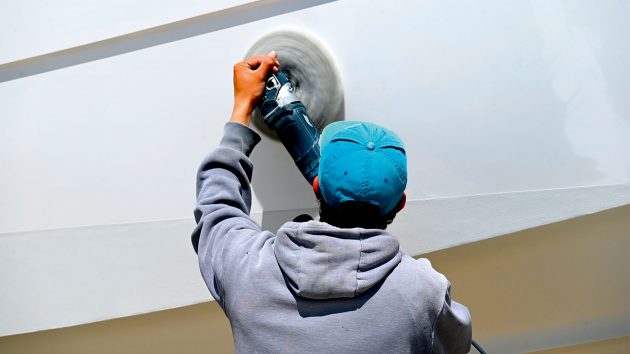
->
<box><xmin>220</xmin><ymin>122</ymin><xmax>262</xmax><ymax>157</ymax></box>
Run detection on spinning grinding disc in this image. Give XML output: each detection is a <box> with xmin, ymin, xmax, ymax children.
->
<box><xmin>245</xmin><ymin>30</ymin><xmax>344</xmax><ymax>138</ymax></box>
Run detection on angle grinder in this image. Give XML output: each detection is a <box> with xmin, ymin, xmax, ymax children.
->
<box><xmin>259</xmin><ymin>70</ymin><xmax>320</xmax><ymax>184</ymax></box>
<box><xmin>246</xmin><ymin>29</ymin><xmax>344</xmax><ymax>185</ymax></box>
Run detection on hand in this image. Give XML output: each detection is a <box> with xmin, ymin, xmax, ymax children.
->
<box><xmin>230</xmin><ymin>51</ymin><xmax>280</xmax><ymax>126</ymax></box>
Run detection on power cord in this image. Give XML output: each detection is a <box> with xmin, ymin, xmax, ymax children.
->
<box><xmin>472</xmin><ymin>339</ymin><xmax>487</xmax><ymax>354</ymax></box>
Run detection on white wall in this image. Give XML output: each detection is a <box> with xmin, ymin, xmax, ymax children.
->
<box><xmin>1</xmin><ymin>0</ymin><xmax>628</xmax><ymax>336</ymax></box>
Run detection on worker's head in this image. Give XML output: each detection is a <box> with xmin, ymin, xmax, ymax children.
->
<box><xmin>313</xmin><ymin>121</ymin><xmax>407</xmax><ymax>229</ymax></box>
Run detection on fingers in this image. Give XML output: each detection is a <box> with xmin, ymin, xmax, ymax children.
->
<box><xmin>268</xmin><ymin>50</ymin><xmax>280</xmax><ymax>73</ymax></box>
<box><xmin>242</xmin><ymin>56</ymin><xmax>263</xmax><ymax>69</ymax></box>
<box><xmin>255</xmin><ymin>52</ymin><xmax>280</xmax><ymax>77</ymax></box>
<box><xmin>266</xmin><ymin>50</ymin><xmax>280</xmax><ymax>66</ymax></box>
<box><xmin>240</xmin><ymin>52</ymin><xmax>280</xmax><ymax>73</ymax></box>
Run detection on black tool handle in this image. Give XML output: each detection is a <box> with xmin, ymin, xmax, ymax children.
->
<box><xmin>264</xmin><ymin>101</ymin><xmax>320</xmax><ymax>184</ymax></box>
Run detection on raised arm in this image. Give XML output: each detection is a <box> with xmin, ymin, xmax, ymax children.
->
<box><xmin>191</xmin><ymin>52</ymin><xmax>279</xmax><ymax>304</ymax></box>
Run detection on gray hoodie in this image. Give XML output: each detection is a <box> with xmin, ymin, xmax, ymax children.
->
<box><xmin>192</xmin><ymin>123</ymin><xmax>472</xmax><ymax>353</ymax></box>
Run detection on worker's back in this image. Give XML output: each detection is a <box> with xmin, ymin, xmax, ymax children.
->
<box><xmin>193</xmin><ymin>123</ymin><xmax>471</xmax><ymax>354</ymax></box>
<box><xmin>204</xmin><ymin>219</ymin><xmax>470</xmax><ymax>354</ymax></box>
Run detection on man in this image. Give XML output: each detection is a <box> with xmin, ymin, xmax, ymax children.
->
<box><xmin>192</xmin><ymin>51</ymin><xmax>472</xmax><ymax>353</ymax></box>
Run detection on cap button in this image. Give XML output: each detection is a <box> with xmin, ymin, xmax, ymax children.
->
<box><xmin>366</xmin><ymin>142</ymin><xmax>375</xmax><ymax>150</ymax></box>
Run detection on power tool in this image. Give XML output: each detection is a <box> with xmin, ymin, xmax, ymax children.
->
<box><xmin>259</xmin><ymin>70</ymin><xmax>321</xmax><ymax>184</ymax></box>
<box><xmin>246</xmin><ymin>30</ymin><xmax>344</xmax><ymax>185</ymax></box>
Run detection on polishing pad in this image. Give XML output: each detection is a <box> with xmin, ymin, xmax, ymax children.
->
<box><xmin>245</xmin><ymin>30</ymin><xmax>344</xmax><ymax>138</ymax></box>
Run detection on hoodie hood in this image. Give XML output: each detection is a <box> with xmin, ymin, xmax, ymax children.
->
<box><xmin>274</xmin><ymin>220</ymin><xmax>402</xmax><ymax>300</ymax></box>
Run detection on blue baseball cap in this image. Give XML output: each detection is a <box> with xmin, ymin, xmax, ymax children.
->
<box><xmin>318</xmin><ymin>121</ymin><xmax>407</xmax><ymax>216</ymax></box>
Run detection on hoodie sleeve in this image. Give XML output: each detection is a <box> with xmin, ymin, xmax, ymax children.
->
<box><xmin>432</xmin><ymin>283</ymin><xmax>472</xmax><ymax>354</ymax></box>
<box><xmin>192</xmin><ymin>122</ymin><xmax>263</xmax><ymax>305</ymax></box>
<box><xmin>432</xmin><ymin>283</ymin><xmax>473</xmax><ymax>354</ymax></box>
